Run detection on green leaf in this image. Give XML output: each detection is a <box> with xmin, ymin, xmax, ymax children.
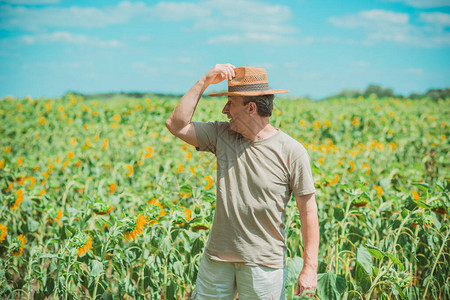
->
<box><xmin>356</xmin><ymin>246</ymin><xmax>372</xmax><ymax>274</ymax></box>
<box><xmin>90</xmin><ymin>260</ymin><xmax>104</xmax><ymax>277</ymax></box>
<box><xmin>172</xmin><ymin>261</ymin><xmax>184</xmax><ymax>278</ymax></box>
<box><xmin>354</xmin><ymin>264</ymin><xmax>372</xmax><ymax>292</ymax></box>
<box><xmin>201</xmin><ymin>193</ymin><xmax>216</xmax><ymax>202</ymax></box>
<box><xmin>285</xmin><ymin>257</ymin><xmax>303</xmax><ymax>288</ymax></box>
<box><xmin>435</xmin><ymin>181</ymin><xmax>445</xmax><ymax>192</ymax></box>
<box><xmin>63</xmin><ymin>225</ymin><xmax>76</xmax><ymax>239</ymax></box>
<box><xmin>385</xmin><ymin>253</ymin><xmax>404</xmax><ymax>271</ymax></box>
<box><xmin>191</xmin><ymin>237</ymin><xmax>203</xmax><ymax>257</ymax></box>
<box><xmin>27</xmin><ymin>218</ymin><xmax>40</xmax><ymax>233</ymax></box>
<box><xmin>411</xmin><ymin>182</ymin><xmax>428</xmax><ymax>192</ymax></box>
<box><xmin>365</xmin><ymin>244</ymin><xmax>385</xmax><ymax>260</ymax></box>
<box><xmin>39</xmin><ymin>253</ymin><xmax>58</xmax><ymax>259</ymax></box>
<box><xmin>179</xmin><ymin>184</ymin><xmax>193</xmax><ymax>194</ymax></box>
<box><xmin>390</xmin><ymin>282</ymin><xmax>406</xmax><ymax>299</ymax></box>
<box><xmin>161</xmin><ymin>238</ymin><xmax>171</xmax><ymax>257</ymax></box>
<box><xmin>338</xmin><ymin>183</ymin><xmax>351</xmax><ymax>190</ymax></box>
<box><xmin>333</xmin><ymin>207</ymin><xmax>345</xmax><ymax>222</ymax></box>
<box><xmin>359</xmin><ymin>192</ymin><xmax>371</xmax><ymax>203</ymax></box>
<box><xmin>317</xmin><ymin>272</ymin><xmax>346</xmax><ymax>300</ymax></box>
<box><xmin>165</xmin><ymin>279</ymin><xmax>177</xmax><ymax>300</ymax></box>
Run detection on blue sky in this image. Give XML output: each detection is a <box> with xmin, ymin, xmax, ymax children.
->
<box><xmin>0</xmin><ymin>0</ymin><xmax>449</xmax><ymax>99</ymax></box>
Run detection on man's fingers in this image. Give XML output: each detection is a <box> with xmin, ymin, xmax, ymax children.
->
<box><xmin>221</xmin><ymin>64</ymin><xmax>235</xmax><ymax>80</ymax></box>
<box><xmin>227</xmin><ymin>64</ymin><xmax>236</xmax><ymax>78</ymax></box>
<box><xmin>303</xmin><ymin>289</ymin><xmax>316</xmax><ymax>298</ymax></box>
<box><xmin>210</xmin><ymin>63</ymin><xmax>236</xmax><ymax>83</ymax></box>
<box><xmin>224</xmin><ymin>65</ymin><xmax>235</xmax><ymax>80</ymax></box>
<box><xmin>296</xmin><ymin>286</ymin><xmax>317</xmax><ymax>298</ymax></box>
<box><xmin>295</xmin><ymin>285</ymin><xmax>302</xmax><ymax>296</ymax></box>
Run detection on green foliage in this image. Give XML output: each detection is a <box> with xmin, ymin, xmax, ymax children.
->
<box><xmin>0</xmin><ymin>94</ymin><xmax>448</xmax><ymax>299</ymax></box>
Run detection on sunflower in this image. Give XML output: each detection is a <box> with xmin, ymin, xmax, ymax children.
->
<box><xmin>7</xmin><ymin>189</ymin><xmax>24</xmax><ymax>210</ymax></box>
<box><xmin>183</xmin><ymin>207</ymin><xmax>192</xmax><ymax>221</ymax></box>
<box><xmin>146</xmin><ymin>199</ymin><xmax>165</xmax><ymax>226</ymax></box>
<box><xmin>123</xmin><ymin>214</ymin><xmax>146</xmax><ymax>241</ymax></box>
<box><xmin>108</xmin><ymin>183</ymin><xmax>117</xmax><ymax>194</ymax></box>
<box><xmin>347</xmin><ymin>161</ymin><xmax>355</xmax><ymax>173</ymax></box>
<box><xmin>203</xmin><ymin>176</ymin><xmax>213</xmax><ymax>190</ymax></box>
<box><xmin>124</xmin><ymin>164</ymin><xmax>133</xmax><ymax>177</ymax></box>
<box><xmin>11</xmin><ymin>234</ymin><xmax>26</xmax><ymax>257</ymax></box>
<box><xmin>73</xmin><ymin>233</ymin><xmax>92</xmax><ymax>256</ymax></box>
<box><xmin>47</xmin><ymin>209</ymin><xmax>63</xmax><ymax>224</ymax></box>
<box><xmin>93</xmin><ymin>202</ymin><xmax>113</xmax><ymax>215</ymax></box>
<box><xmin>0</xmin><ymin>223</ymin><xmax>7</xmax><ymax>243</ymax></box>
<box><xmin>102</xmin><ymin>138</ymin><xmax>108</xmax><ymax>150</ymax></box>
<box><xmin>191</xmin><ymin>222</ymin><xmax>210</xmax><ymax>231</ymax></box>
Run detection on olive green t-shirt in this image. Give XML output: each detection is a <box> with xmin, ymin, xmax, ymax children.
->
<box><xmin>193</xmin><ymin>121</ymin><xmax>316</xmax><ymax>269</ymax></box>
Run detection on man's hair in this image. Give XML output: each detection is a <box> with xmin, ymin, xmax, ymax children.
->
<box><xmin>242</xmin><ymin>94</ymin><xmax>274</xmax><ymax>117</ymax></box>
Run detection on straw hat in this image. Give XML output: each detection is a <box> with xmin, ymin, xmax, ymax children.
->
<box><xmin>208</xmin><ymin>66</ymin><xmax>289</xmax><ymax>97</ymax></box>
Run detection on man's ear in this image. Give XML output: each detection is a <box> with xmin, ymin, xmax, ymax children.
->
<box><xmin>248</xmin><ymin>102</ymin><xmax>257</xmax><ymax>114</ymax></box>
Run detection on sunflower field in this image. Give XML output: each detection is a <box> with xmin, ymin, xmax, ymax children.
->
<box><xmin>0</xmin><ymin>94</ymin><xmax>448</xmax><ymax>299</ymax></box>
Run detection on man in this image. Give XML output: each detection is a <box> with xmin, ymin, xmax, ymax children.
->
<box><xmin>166</xmin><ymin>64</ymin><xmax>319</xmax><ymax>299</ymax></box>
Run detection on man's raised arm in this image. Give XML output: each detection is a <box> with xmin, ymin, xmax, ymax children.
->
<box><xmin>165</xmin><ymin>63</ymin><xmax>236</xmax><ymax>147</ymax></box>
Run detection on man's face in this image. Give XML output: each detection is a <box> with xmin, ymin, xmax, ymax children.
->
<box><xmin>221</xmin><ymin>96</ymin><xmax>250</xmax><ymax>133</ymax></box>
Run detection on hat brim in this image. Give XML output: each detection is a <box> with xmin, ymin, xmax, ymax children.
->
<box><xmin>208</xmin><ymin>89</ymin><xmax>290</xmax><ymax>97</ymax></box>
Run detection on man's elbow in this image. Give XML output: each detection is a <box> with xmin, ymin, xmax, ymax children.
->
<box><xmin>166</xmin><ymin>118</ymin><xmax>187</xmax><ymax>138</ymax></box>
<box><xmin>165</xmin><ymin>118</ymin><xmax>173</xmax><ymax>132</ymax></box>
<box><xmin>165</xmin><ymin>118</ymin><xmax>178</xmax><ymax>135</ymax></box>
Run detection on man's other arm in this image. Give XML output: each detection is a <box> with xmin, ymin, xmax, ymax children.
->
<box><xmin>294</xmin><ymin>193</ymin><xmax>319</xmax><ymax>296</ymax></box>
<box><xmin>165</xmin><ymin>64</ymin><xmax>235</xmax><ymax>147</ymax></box>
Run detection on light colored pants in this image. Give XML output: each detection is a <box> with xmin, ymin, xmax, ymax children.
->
<box><xmin>192</xmin><ymin>256</ymin><xmax>287</xmax><ymax>300</ymax></box>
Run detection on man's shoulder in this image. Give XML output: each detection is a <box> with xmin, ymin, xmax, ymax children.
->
<box><xmin>277</xmin><ymin>131</ymin><xmax>309</xmax><ymax>159</ymax></box>
<box><xmin>193</xmin><ymin>121</ymin><xmax>230</xmax><ymax>132</ymax></box>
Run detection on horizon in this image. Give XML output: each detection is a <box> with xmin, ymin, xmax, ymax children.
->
<box><xmin>1</xmin><ymin>0</ymin><xmax>449</xmax><ymax>99</ymax></box>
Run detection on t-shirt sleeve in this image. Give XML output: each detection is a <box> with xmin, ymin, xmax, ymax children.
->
<box><xmin>290</xmin><ymin>152</ymin><xmax>316</xmax><ymax>197</ymax></box>
<box><xmin>192</xmin><ymin>121</ymin><xmax>219</xmax><ymax>154</ymax></box>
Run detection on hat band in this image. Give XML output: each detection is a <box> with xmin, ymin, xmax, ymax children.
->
<box><xmin>228</xmin><ymin>82</ymin><xmax>269</xmax><ymax>92</ymax></box>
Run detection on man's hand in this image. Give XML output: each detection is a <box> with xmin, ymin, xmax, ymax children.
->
<box><xmin>295</xmin><ymin>268</ymin><xmax>317</xmax><ymax>297</ymax></box>
<box><xmin>203</xmin><ymin>63</ymin><xmax>236</xmax><ymax>85</ymax></box>
<box><xmin>166</xmin><ymin>63</ymin><xmax>236</xmax><ymax>147</ymax></box>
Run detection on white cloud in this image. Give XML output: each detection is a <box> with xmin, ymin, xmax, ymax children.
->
<box><xmin>20</xmin><ymin>31</ymin><xmax>122</xmax><ymax>47</ymax></box>
<box><xmin>208</xmin><ymin>33</ymin><xmax>312</xmax><ymax>45</ymax></box>
<box><xmin>0</xmin><ymin>1</ymin><xmax>148</xmax><ymax>31</ymax></box>
<box><xmin>208</xmin><ymin>33</ymin><xmax>298</xmax><ymax>44</ymax></box>
<box><xmin>197</xmin><ymin>0</ymin><xmax>294</xmax><ymax>33</ymax></box>
<box><xmin>329</xmin><ymin>9</ymin><xmax>409</xmax><ymax>28</ymax></box>
<box><xmin>0</xmin><ymin>0</ymin><xmax>299</xmax><ymax>45</ymax></box>
<box><xmin>383</xmin><ymin>0</ymin><xmax>450</xmax><ymax>8</ymax></box>
<box><xmin>152</xmin><ymin>2</ymin><xmax>210</xmax><ymax>21</ymax></box>
<box><xmin>0</xmin><ymin>0</ymin><xmax>60</xmax><ymax>4</ymax></box>
<box><xmin>419</xmin><ymin>12</ymin><xmax>450</xmax><ymax>28</ymax></box>
<box><xmin>329</xmin><ymin>9</ymin><xmax>450</xmax><ymax>47</ymax></box>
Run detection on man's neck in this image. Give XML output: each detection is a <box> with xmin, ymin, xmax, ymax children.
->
<box><xmin>242</xmin><ymin>119</ymin><xmax>277</xmax><ymax>141</ymax></box>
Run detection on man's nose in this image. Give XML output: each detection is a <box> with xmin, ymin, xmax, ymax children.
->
<box><xmin>222</xmin><ymin>102</ymin><xmax>229</xmax><ymax>114</ymax></box>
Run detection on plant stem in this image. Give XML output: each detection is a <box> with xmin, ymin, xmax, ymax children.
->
<box><xmin>391</xmin><ymin>212</ymin><xmax>411</xmax><ymax>257</ymax></box>
<box><xmin>92</xmin><ymin>277</ymin><xmax>99</xmax><ymax>300</ymax></box>
<box><xmin>422</xmin><ymin>229</ymin><xmax>449</xmax><ymax>299</ymax></box>
<box><xmin>366</xmin><ymin>263</ymin><xmax>391</xmax><ymax>299</ymax></box>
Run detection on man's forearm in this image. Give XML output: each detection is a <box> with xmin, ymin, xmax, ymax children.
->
<box><xmin>296</xmin><ymin>194</ymin><xmax>319</xmax><ymax>271</ymax></box>
<box><xmin>166</xmin><ymin>77</ymin><xmax>208</xmax><ymax>131</ymax></box>
<box><xmin>300</xmin><ymin>209</ymin><xmax>319</xmax><ymax>271</ymax></box>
